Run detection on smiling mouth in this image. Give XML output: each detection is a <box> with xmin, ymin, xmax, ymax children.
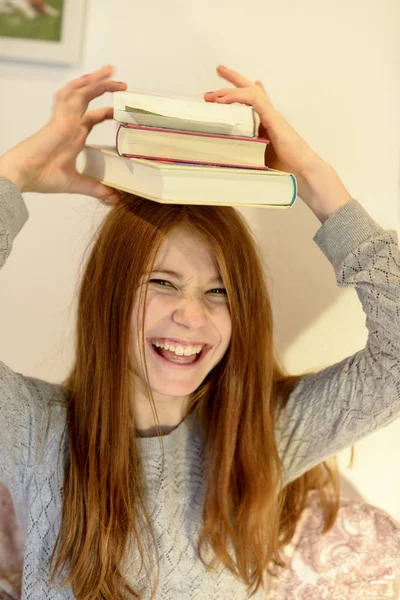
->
<box><xmin>148</xmin><ymin>339</ymin><xmax>207</xmax><ymax>366</ymax></box>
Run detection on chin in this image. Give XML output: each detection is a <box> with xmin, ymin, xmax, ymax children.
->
<box><xmin>148</xmin><ymin>378</ymin><xmax>203</xmax><ymax>397</ymax></box>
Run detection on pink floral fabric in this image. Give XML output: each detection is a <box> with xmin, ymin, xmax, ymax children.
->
<box><xmin>0</xmin><ymin>483</ymin><xmax>399</xmax><ymax>599</ymax></box>
<box><xmin>0</xmin><ymin>483</ymin><xmax>25</xmax><ymax>600</ymax></box>
<box><xmin>263</xmin><ymin>490</ymin><xmax>400</xmax><ymax>598</ymax></box>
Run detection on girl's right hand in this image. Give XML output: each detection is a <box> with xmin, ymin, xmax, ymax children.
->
<box><xmin>0</xmin><ymin>65</ymin><xmax>127</xmax><ymax>204</ymax></box>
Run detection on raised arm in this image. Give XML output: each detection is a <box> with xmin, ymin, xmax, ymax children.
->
<box><xmin>205</xmin><ymin>65</ymin><xmax>400</xmax><ymax>485</ymax></box>
<box><xmin>0</xmin><ymin>65</ymin><xmax>126</xmax><ymax>269</ymax></box>
<box><xmin>275</xmin><ymin>198</ymin><xmax>400</xmax><ymax>484</ymax></box>
<box><xmin>204</xmin><ymin>64</ymin><xmax>353</xmax><ymax>223</ymax></box>
<box><xmin>0</xmin><ymin>65</ymin><xmax>127</xmax><ymax>517</ymax></box>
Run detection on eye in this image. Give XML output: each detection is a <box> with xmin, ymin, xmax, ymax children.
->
<box><xmin>149</xmin><ymin>279</ymin><xmax>227</xmax><ymax>296</ymax></box>
<box><xmin>149</xmin><ymin>279</ymin><xmax>173</xmax><ymax>287</ymax></box>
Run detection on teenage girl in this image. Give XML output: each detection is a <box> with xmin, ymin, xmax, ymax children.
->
<box><xmin>0</xmin><ymin>65</ymin><xmax>399</xmax><ymax>600</ymax></box>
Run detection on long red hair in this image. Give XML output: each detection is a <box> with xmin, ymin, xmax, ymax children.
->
<box><xmin>47</xmin><ymin>193</ymin><xmax>342</xmax><ymax>599</ymax></box>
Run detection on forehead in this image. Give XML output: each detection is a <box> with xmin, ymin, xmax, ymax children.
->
<box><xmin>153</xmin><ymin>227</ymin><xmax>217</xmax><ymax>270</ymax></box>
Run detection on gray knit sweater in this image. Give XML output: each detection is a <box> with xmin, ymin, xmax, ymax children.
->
<box><xmin>1</xmin><ymin>175</ymin><xmax>399</xmax><ymax>599</ymax></box>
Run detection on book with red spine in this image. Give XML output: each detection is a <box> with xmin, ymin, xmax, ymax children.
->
<box><xmin>115</xmin><ymin>123</ymin><xmax>270</xmax><ymax>170</ymax></box>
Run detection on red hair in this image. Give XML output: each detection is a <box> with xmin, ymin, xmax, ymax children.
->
<box><xmin>46</xmin><ymin>193</ymin><xmax>341</xmax><ymax>599</ymax></box>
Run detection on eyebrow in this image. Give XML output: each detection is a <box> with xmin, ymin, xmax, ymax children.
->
<box><xmin>149</xmin><ymin>269</ymin><xmax>223</xmax><ymax>284</ymax></box>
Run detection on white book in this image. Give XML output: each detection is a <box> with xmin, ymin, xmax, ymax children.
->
<box><xmin>78</xmin><ymin>145</ymin><xmax>297</xmax><ymax>208</ymax></box>
<box><xmin>113</xmin><ymin>91</ymin><xmax>261</xmax><ymax>138</ymax></box>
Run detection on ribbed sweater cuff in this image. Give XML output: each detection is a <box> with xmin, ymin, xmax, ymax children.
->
<box><xmin>0</xmin><ymin>176</ymin><xmax>29</xmax><ymax>244</ymax></box>
<box><xmin>313</xmin><ymin>198</ymin><xmax>386</xmax><ymax>268</ymax></box>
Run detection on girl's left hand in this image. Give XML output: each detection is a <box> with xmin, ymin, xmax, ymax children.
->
<box><xmin>204</xmin><ymin>65</ymin><xmax>326</xmax><ymax>180</ymax></box>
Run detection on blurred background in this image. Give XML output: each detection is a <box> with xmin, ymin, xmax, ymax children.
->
<box><xmin>0</xmin><ymin>0</ymin><xmax>399</xmax><ymax>524</ymax></box>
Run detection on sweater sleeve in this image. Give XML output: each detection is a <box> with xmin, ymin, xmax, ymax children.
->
<box><xmin>0</xmin><ymin>176</ymin><xmax>29</xmax><ymax>266</ymax></box>
<box><xmin>0</xmin><ymin>176</ymin><xmax>33</xmax><ymax>522</ymax></box>
<box><xmin>276</xmin><ymin>198</ymin><xmax>400</xmax><ymax>486</ymax></box>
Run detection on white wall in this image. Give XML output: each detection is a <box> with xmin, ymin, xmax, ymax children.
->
<box><xmin>0</xmin><ymin>0</ymin><xmax>399</xmax><ymax>519</ymax></box>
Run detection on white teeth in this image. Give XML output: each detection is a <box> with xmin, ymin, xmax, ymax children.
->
<box><xmin>152</xmin><ymin>340</ymin><xmax>204</xmax><ymax>356</ymax></box>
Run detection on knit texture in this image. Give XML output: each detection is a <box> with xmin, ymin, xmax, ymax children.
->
<box><xmin>0</xmin><ymin>176</ymin><xmax>399</xmax><ymax>599</ymax></box>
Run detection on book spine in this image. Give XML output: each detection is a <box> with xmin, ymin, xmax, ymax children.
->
<box><xmin>116</xmin><ymin>123</ymin><xmax>123</xmax><ymax>157</ymax></box>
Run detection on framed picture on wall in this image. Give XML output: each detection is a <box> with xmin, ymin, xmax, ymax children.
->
<box><xmin>0</xmin><ymin>0</ymin><xmax>86</xmax><ymax>64</ymax></box>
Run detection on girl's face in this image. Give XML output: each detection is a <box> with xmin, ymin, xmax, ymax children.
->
<box><xmin>131</xmin><ymin>227</ymin><xmax>232</xmax><ymax>401</ymax></box>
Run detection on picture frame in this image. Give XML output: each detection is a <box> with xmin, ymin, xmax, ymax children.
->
<box><xmin>0</xmin><ymin>0</ymin><xmax>86</xmax><ymax>65</ymax></box>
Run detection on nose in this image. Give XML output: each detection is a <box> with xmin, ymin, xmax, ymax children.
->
<box><xmin>172</xmin><ymin>295</ymin><xmax>207</xmax><ymax>329</ymax></box>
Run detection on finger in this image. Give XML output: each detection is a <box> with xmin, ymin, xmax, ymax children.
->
<box><xmin>81</xmin><ymin>106</ymin><xmax>114</xmax><ymax>134</ymax></box>
<box><xmin>215</xmin><ymin>65</ymin><xmax>254</xmax><ymax>89</ymax></box>
<box><xmin>57</xmin><ymin>65</ymin><xmax>115</xmax><ymax>101</ymax></box>
<box><xmin>69</xmin><ymin>174</ymin><xmax>121</xmax><ymax>204</ymax></box>
<box><xmin>63</xmin><ymin>107</ymin><xmax>113</xmax><ymax>154</ymax></box>
<box><xmin>78</xmin><ymin>79</ymin><xmax>127</xmax><ymax>108</ymax></box>
<box><xmin>204</xmin><ymin>87</ymin><xmax>236</xmax><ymax>99</ymax></box>
<box><xmin>60</xmin><ymin>107</ymin><xmax>115</xmax><ymax>157</ymax></box>
<box><xmin>255</xmin><ymin>80</ymin><xmax>271</xmax><ymax>101</ymax></box>
<box><xmin>205</xmin><ymin>88</ymin><xmax>257</xmax><ymax>107</ymax></box>
<box><xmin>53</xmin><ymin>80</ymin><xmax>126</xmax><ymax>121</ymax></box>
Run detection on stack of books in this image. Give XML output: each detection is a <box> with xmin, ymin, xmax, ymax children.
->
<box><xmin>78</xmin><ymin>90</ymin><xmax>297</xmax><ymax>208</ymax></box>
